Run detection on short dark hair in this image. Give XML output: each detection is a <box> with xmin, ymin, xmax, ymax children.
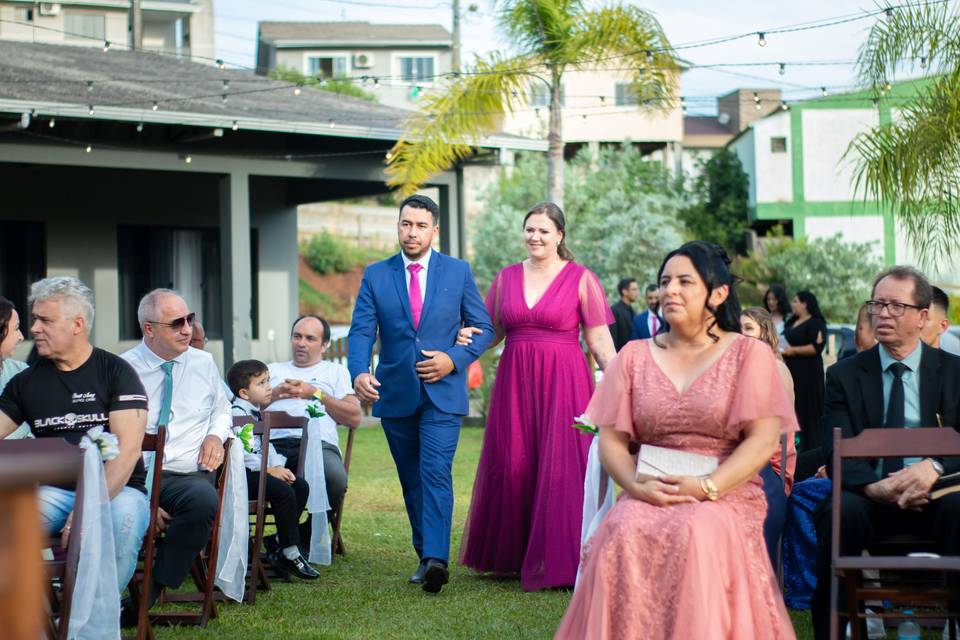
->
<box><xmin>399</xmin><ymin>194</ymin><xmax>440</xmax><ymax>226</ymax></box>
<box><xmin>291</xmin><ymin>314</ymin><xmax>331</xmax><ymax>344</ymax></box>
<box><xmin>227</xmin><ymin>359</ymin><xmax>269</xmax><ymax>398</ymax></box>
<box><xmin>645</xmin><ymin>284</ymin><xmax>659</xmax><ymax>295</ymax></box>
<box><xmin>871</xmin><ymin>265</ymin><xmax>933</xmax><ymax>309</ymax></box>
<box><xmin>932</xmin><ymin>286</ymin><xmax>950</xmax><ymax>313</ymax></box>
<box><xmin>0</xmin><ymin>296</ymin><xmax>17</xmax><ymax>360</ymax></box>
<box><xmin>617</xmin><ymin>278</ymin><xmax>636</xmax><ymax>296</ymax></box>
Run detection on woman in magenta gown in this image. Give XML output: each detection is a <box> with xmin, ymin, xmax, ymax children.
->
<box><xmin>459</xmin><ymin>202</ymin><xmax>616</xmax><ymax>591</ymax></box>
<box><xmin>556</xmin><ymin>242</ymin><xmax>798</xmax><ymax>639</ymax></box>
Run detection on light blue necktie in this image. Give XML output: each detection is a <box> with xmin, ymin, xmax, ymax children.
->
<box><xmin>145</xmin><ymin>361</ymin><xmax>174</xmax><ymax>498</ymax></box>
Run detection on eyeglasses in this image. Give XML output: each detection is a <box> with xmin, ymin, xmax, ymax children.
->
<box><xmin>147</xmin><ymin>312</ymin><xmax>196</xmax><ymax>330</ymax></box>
<box><xmin>865</xmin><ymin>300</ymin><xmax>924</xmax><ymax>317</ymax></box>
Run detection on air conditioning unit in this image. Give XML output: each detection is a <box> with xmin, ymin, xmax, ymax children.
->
<box><xmin>38</xmin><ymin>2</ymin><xmax>61</xmax><ymax>16</ymax></box>
<box><xmin>353</xmin><ymin>52</ymin><xmax>375</xmax><ymax>69</ymax></box>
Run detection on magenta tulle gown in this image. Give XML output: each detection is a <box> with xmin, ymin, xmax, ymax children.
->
<box><xmin>460</xmin><ymin>261</ymin><xmax>614</xmax><ymax>591</ymax></box>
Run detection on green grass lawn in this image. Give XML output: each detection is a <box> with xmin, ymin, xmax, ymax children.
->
<box><xmin>154</xmin><ymin>425</ymin><xmax>826</xmax><ymax>639</ymax></box>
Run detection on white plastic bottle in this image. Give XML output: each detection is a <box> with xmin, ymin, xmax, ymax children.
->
<box><xmin>897</xmin><ymin>618</ymin><xmax>921</xmax><ymax>640</ymax></box>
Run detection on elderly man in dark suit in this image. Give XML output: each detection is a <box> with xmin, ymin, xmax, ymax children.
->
<box><xmin>811</xmin><ymin>266</ymin><xmax>960</xmax><ymax>640</ymax></box>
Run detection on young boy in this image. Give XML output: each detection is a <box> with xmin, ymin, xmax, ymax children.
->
<box><xmin>227</xmin><ymin>359</ymin><xmax>318</xmax><ymax>580</ymax></box>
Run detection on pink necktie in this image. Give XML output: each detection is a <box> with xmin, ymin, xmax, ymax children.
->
<box><xmin>651</xmin><ymin>314</ymin><xmax>658</xmax><ymax>336</ymax></box>
<box><xmin>408</xmin><ymin>263</ymin><xmax>423</xmax><ymax>329</ymax></box>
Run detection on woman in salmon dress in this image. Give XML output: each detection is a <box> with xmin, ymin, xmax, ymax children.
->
<box><xmin>459</xmin><ymin>202</ymin><xmax>616</xmax><ymax>591</ymax></box>
<box><xmin>557</xmin><ymin>241</ymin><xmax>798</xmax><ymax>640</ymax></box>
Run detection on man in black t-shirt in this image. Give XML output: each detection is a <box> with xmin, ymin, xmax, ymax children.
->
<box><xmin>0</xmin><ymin>277</ymin><xmax>149</xmax><ymax>596</ymax></box>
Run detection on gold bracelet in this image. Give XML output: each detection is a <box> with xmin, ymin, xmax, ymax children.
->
<box><xmin>699</xmin><ymin>476</ymin><xmax>719</xmax><ymax>501</ymax></box>
<box><xmin>313</xmin><ymin>389</ymin><xmax>324</xmax><ymax>402</ymax></box>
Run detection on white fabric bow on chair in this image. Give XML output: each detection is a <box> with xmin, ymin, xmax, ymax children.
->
<box><xmin>305</xmin><ymin>417</ymin><xmax>332</xmax><ymax>566</ymax></box>
<box><xmin>576</xmin><ymin>434</ymin><xmax>614</xmax><ymax>590</ymax></box>
<box><xmin>215</xmin><ymin>439</ymin><xmax>249</xmax><ymax>602</ymax></box>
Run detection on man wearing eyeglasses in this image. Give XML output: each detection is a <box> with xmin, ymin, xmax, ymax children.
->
<box><xmin>811</xmin><ymin>266</ymin><xmax>960</xmax><ymax>640</ymax></box>
<box><xmin>120</xmin><ymin>289</ymin><xmax>233</xmax><ymax>619</ymax></box>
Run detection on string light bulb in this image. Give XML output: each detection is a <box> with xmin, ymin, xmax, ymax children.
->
<box><xmin>294</xmin><ymin>84</ymin><xmax>302</xmax><ymax>96</ymax></box>
<box><xmin>184</xmin><ymin>155</ymin><xmax>192</xmax><ymax>164</ymax></box>
<box><xmin>328</xmin><ymin>119</ymin><xmax>335</xmax><ymax>128</ymax></box>
<box><xmin>223</xmin><ymin>80</ymin><xmax>230</xmax><ymax>92</ymax></box>
<box><xmin>222</xmin><ymin>93</ymin><xmax>228</xmax><ymax>104</ymax></box>
<box><xmin>599</xmin><ymin>95</ymin><xmax>606</xmax><ymax>107</ymax></box>
<box><xmin>216</xmin><ymin>59</ymin><xmax>225</xmax><ymax>70</ymax></box>
<box><xmin>581</xmin><ymin>114</ymin><xmax>587</xmax><ymax>121</ymax></box>
<box><xmin>136</xmin><ymin>122</ymin><xmax>144</xmax><ymax>132</ymax></box>
<box><xmin>755</xmin><ymin>100</ymin><xmax>762</xmax><ymax>111</ymax></box>
<box><xmin>778</xmin><ymin>63</ymin><xmax>786</xmax><ymax>76</ymax></box>
<box><xmin>780</xmin><ymin>101</ymin><xmax>789</xmax><ymax>111</ymax></box>
<box><xmin>645</xmin><ymin>50</ymin><xmax>654</xmax><ymax>63</ymax></box>
<box><xmin>681</xmin><ymin>97</ymin><xmax>687</xmax><ymax>116</ymax></box>
<box><xmin>88</xmin><ymin>105</ymin><xmax>95</xmax><ymax>115</ymax></box>
<box><xmin>757</xmin><ymin>32</ymin><xmax>766</xmax><ymax>47</ymax></box>
<box><xmin>48</xmin><ymin>117</ymin><xmax>56</xmax><ymax>128</ymax></box>
<box><xmin>821</xmin><ymin>86</ymin><xmax>828</xmax><ymax>97</ymax></box>
<box><xmin>232</xmin><ymin>121</ymin><xmax>239</xmax><ymax>131</ymax></box>
<box><xmin>85</xmin><ymin>144</ymin><xmax>92</xmax><ymax>153</ymax></box>
<box><xmin>373</xmin><ymin>77</ymin><xmax>380</xmax><ymax>89</ymax></box>
<box><xmin>884</xmin><ymin>81</ymin><xmax>892</xmax><ymax>93</ymax></box>
<box><xmin>87</xmin><ymin>80</ymin><xmax>94</xmax><ymax>92</ymax></box>
<box><xmin>151</xmin><ymin>101</ymin><xmax>159</xmax><ymax>111</ymax></box>
<box><xmin>920</xmin><ymin>56</ymin><xmax>927</xmax><ymax>69</ymax></box>
<box><xmin>534</xmin><ymin>107</ymin><xmax>540</xmax><ymax>117</ymax></box>
<box><xmin>102</xmin><ymin>40</ymin><xmax>111</xmax><ymax>52</ymax></box>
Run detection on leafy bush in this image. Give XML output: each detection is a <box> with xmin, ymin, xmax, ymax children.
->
<box><xmin>298</xmin><ymin>278</ymin><xmax>337</xmax><ymax>317</ymax></box>
<box><xmin>471</xmin><ymin>144</ymin><xmax>688</xmax><ymax>299</ymax></box>
<box><xmin>301</xmin><ymin>231</ymin><xmax>392</xmax><ymax>275</ymax></box>
<box><xmin>738</xmin><ymin>232</ymin><xmax>884</xmax><ymax>324</ymax></box>
<box><xmin>680</xmin><ymin>149</ymin><xmax>752</xmax><ymax>256</ymax></box>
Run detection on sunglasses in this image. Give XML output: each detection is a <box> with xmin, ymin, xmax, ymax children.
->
<box><xmin>147</xmin><ymin>312</ymin><xmax>196</xmax><ymax>331</ymax></box>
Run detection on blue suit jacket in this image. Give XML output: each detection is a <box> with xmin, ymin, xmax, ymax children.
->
<box><xmin>631</xmin><ymin>310</ymin><xmax>669</xmax><ymax>340</ymax></box>
<box><xmin>347</xmin><ymin>252</ymin><xmax>494</xmax><ymax>418</ymax></box>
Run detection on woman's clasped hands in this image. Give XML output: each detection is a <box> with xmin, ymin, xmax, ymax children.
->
<box><xmin>630</xmin><ymin>473</ymin><xmax>705</xmax><ymax>506</ymax></box>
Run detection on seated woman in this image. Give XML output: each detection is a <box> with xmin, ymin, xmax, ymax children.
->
<box><xmin>741</xmin><ymin>306</ymin><xmax>798</xmax><ymax>570</ymax></box>
<box><xmin>556</xmin><ymin>242</ymin><xmax>798</xmax><ymax>640</ymax></box>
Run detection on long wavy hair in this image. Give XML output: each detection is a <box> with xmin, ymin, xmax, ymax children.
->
<box><xmin>764</xmin><ymin>284</ymin><xmax>790</xmax><ymax>317</ymax></box>
<box><xmin>654</xmin><ymin>241</ymin><xmax>742</xmax><ymax>345</ymax></box>
<box><xmin>790</xmin><ymin>290</ymin><xmax>825</xmax><ymax>325</ymax></box>
<box><xmin>0</xmin><ymin>296</ymin><xmax>16</xmax><ymax>362</ymax></box>
<box><xmin>742</xmin><ymin>306</ymin><xmax>783</xmax><ymax>361</ymax></box>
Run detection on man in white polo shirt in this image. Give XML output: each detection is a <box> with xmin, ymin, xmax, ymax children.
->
<box><xmin>267</xmin><ymin>315</ymin><xmax>361</xmax><ymax>546</ymax></box>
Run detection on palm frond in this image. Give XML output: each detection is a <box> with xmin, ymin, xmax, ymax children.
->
<box><xmin>562</xmin><ymin>5</ymin><xmax>678</xmax><ymax>113</ymax></box>
<box><xmin>385</xmin><ymin>52</ymin><xmax>538</xmax><ymax>196</ymax></box>
<box><xmin>857</xmin><ymin>0</ymin><xmax>960</xmax><ymax>91</ymax></box>
<box><xmin>496</xmin><ymin>0</ymin><xmax>583</xmax><ymax>57</ymax></box>
<box><xmin>850</xmin><ymin>69</ymin><xmax>960</xmax><ymax>266</ymax></box>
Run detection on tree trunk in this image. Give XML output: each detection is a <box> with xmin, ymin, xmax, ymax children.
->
<box><xmin>546</xmin><ymin>70</ymin><xmax>564</xmax><ymax>207</ymax></box>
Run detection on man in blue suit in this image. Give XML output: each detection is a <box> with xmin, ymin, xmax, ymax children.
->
<box><xmin>348</xmin><ymin>194</ymin><xmax>493</xmax><ymax>594</ymax></box>
<box><xmin>631</xmin><ymin>283</ymin><xmax>668</xmax><ymax>339</ymax></box>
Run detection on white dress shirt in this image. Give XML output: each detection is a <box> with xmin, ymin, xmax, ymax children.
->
<box><xmin>401</xmin><ymin>247</ymin><xmax>432</xmax><ymax>304</ymax></box>
<box><xmin>266</xmin><ymin>359</ymin><xmax>353</xmax><ymax>448</ymax></box>
<box><xmin>122</xmin><ymin>342</ymin><xmax>233</xmax><ymax>473</ymax></box>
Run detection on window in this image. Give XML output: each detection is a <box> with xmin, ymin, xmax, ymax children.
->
<box><xmin>399</xmin><ymin>56</ymin><xmax>434</xmax><ymax>83</ymax></box>
<box><xmin>13</xmin><ymin>7</ymin><xmax>33</xmax><ymax>22</ymax></box>
<box><xmin>528</xmin><ymin>84</ymin><xmax>564</xmax><ymax>107</ymax></box>
<box><xmin>307</xmin><ymin>56</ymin><xmax>347</xmax><ymax>79</ymax></box>
<box><xmin>770</xmin><ymin>137</ymin><xmax>788</xmax><ymax>153</ymax></box>
<box><xmin>0</xmin><ymin>222</ymin><xmax>45</xmax><ymax>326</ymax></box>
<box><xmin>64</xmin><ymin>12</ymin><xmax>106</xmax><ymax>41</ymax></box>
<box><xmin>615</xmin><ymin>83</ymin><xmax>639</xmax><ymax>107</ymax></box>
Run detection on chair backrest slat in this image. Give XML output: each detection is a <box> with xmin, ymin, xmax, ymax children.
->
<box><xmin>836</xmin><ymin>426</ymin><xmax>960</xmax><ymax>459</ymax></box>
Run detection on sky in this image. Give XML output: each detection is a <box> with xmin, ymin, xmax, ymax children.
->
<box><xmin>213</xmin><ymin>0</ymin><xmax>933</xmax><ymax>116</ymax></box>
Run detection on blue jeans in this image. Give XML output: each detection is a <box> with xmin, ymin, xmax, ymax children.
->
<box><xmin>39</xmin><ymin>485</ymin><xmax>149</xmax><ymax>593</ymax></box>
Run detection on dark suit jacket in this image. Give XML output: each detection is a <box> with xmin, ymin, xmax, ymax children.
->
<box><xmin>630</xmin><ymin>310</ymin><xmax>668</xmax><ymax>340</ymax></box>
<box><xmin>822</xmin><ymin>343</ymin><xmax>960</xmax><ymax>490</ymax></box>
<box><xmin>608</xmin><ymin>301</ymin><xmax>635</xmax><ymax>351</ymax></box>
<box><xmin>347</xmin><ymin>251</ymin><xmax>494</xmax><ymax>418</ymax></box>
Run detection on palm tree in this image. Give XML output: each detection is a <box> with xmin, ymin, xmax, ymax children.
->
<box><xmin>850</xmin><ymin>0</ymin><xmax>960</xmax><ymax>267</ymax></box>
<box><xmin>385</xmin><ymin>0</ymin><xmax>678</xmax><ymax>207</ymax></box>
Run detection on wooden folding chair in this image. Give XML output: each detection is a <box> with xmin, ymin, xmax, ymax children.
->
<box><xmin>228</xmin><ymin>415</ymin><xmax>272</xmax><ymax>604</ymax></box>
<box><xmin>829</xmin><ymin>427</ymin><xmax>960</xmax><ymax>640</ymax></box>
<box><xmin>149</xmin><ymin>438</ymin><xmax>233</xmax><ymax>628</ymax></box>
<box><xmin>125</xmin><ymin>425</ymin><xmax>166</xmax><ymax>640</ymax></box>
<box><xmin>263</xmin><ymin>410</ymin><xmax>353</xmax><ymax>557</ymax></box>
<box><xmin>0</xmin><ymin>439</ymin><xmax>82</xmax><ymax>640</ymax></box>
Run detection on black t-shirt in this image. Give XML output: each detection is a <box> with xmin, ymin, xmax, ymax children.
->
<box><xmin>0</xmin><ymin>347</ymin><xmax>149</xmax><ymax>493</ymax></box>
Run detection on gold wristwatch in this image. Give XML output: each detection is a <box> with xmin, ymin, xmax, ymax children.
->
<box><xmin>699</xmin><ymin>476</ymin><xmax>719</xmax><ymax>501</ymax></box>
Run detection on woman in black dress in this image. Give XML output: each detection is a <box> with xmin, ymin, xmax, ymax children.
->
<box><xmin>782</xmin><ymin>290</ymin><xmax>827</xmax><ymax>452</ymax></box>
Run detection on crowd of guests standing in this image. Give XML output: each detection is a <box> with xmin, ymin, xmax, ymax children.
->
<box><xmin>3</xmin><ymin>192</ymin><xmax>960</xmax><ymax>639</ymax></box>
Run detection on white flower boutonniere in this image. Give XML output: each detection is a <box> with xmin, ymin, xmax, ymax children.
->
<box><xmin>572</xmin><ymin>414</ymin><xmax>599</xmax><ymax>435</ymax></box>
<box><xmin>80</xmin><ymin>426</ymin><xmax>121</xmax><ymax>461</ymax></box>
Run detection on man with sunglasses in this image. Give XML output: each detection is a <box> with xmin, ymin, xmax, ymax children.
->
<box><xmin>811</xmin><ymin>266</ymin><xmax>960</xmax><ymax>640</ymax></box>
<box><xmin>121</xmin><ymin>289</ymin><xmax>233</xmax><ymax>619</ymax></box>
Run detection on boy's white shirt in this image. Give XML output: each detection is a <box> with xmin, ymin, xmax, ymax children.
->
<box><xmin>230</xmin><ymin>397</ymin><xmax>287</xmax><ymax>472</ymax></box>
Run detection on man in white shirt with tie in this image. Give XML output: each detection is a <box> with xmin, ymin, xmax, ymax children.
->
<box><xmin>121</xmin><ymin>289</ymin><xmax>232</xmax><ymax>613</ymax></box>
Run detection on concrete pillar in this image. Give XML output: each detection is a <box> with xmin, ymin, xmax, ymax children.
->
<box><xmin>219</xmin><ymin>172</ymin><xmax>253</xmax><ymax>368</ymax></box>
<box><xmin>437</xmin><ymin>181</ymin><xmax>463</xmax><ymax>258</ymax></box>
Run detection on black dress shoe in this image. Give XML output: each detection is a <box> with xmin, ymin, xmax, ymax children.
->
<box><xmin>275</xmin><ymin>552</ymin><xmax>320</xmax><ymax>580</ymax></box>
<box><xmin>409</xmin><ymin>560</ymin><xmax>427</xmax><ymax>584</ymax></box>
<box><xmin>422</xmin><ymin>558</ymin><xmax>448</xmax><ymax>594</ymax></box>
<box><xmin>119</xmin><ymin>597</ymin><xmax>137</xmax><ymax>628</ymax></box>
